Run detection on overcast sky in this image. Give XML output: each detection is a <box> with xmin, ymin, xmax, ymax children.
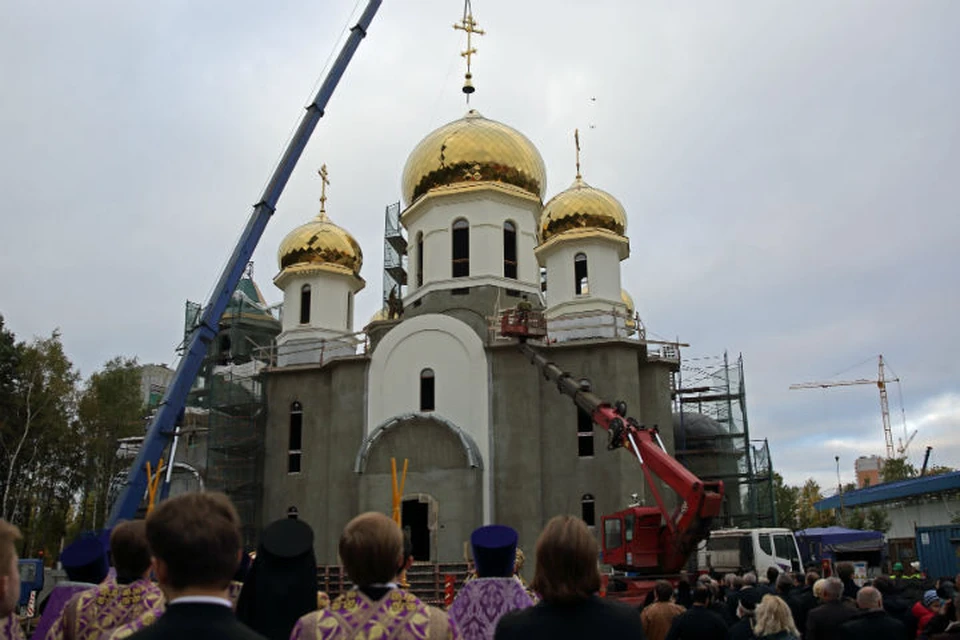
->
<box><xmin>2</xmin><ymin>1</ymin><xmax>958</xmax><ymax>493</ymax></box>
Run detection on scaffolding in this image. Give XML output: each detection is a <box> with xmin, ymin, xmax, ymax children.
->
<box><xmin>673</xmin><ymin>352</ymin><xmax>776</xmax><ymax>528</ymax></box>
<box><xmin>382</xmin><ymin>201</ymin><xmax>406</xmax><ymax>309</ymax></box>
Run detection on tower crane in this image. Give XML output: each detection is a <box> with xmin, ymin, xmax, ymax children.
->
<box><xmin>789</xmin><ymin>355</ymin><xmax>908</xmax><ymax>460</ymax></box>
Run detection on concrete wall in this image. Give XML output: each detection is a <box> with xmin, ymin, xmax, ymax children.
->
<box><xmin>262</xmin><ymin>358</ymin><xmax>367</xmax><ymax>564</ymax></box>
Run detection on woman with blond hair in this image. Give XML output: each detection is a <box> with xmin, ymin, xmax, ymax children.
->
<box><xmin>753</xmin><ymin>594</ymin><xmax>800</xmax><ymax>640</ymax></box>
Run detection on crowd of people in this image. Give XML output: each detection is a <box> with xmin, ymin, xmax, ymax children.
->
<box><xmin>0</xmin><ymin>494</ymin><xmax>957</xmax><ymax>640</ymax></box>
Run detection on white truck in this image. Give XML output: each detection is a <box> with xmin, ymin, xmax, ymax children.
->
<box><xmin>699</xmin><ymin>528</ymin><xmax>802</xmax><ymax>577</ymax></box>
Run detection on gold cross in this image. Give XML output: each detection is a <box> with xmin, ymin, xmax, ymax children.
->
<box><xmin>318</xmin><ymin>164</ymin><xmax>330</xmax><ymax>217</ymax></box>
<box><xmin>453</xmin><ymin>1</ymin><xmax>484</xmax><ymax>98</ymax></box>
<box><xmin>575</xmin><ymin>129</ymin><xmax>582</xmax><ymax>179</ymax></box>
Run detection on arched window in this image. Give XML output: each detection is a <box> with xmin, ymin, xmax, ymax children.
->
<box><xmin>219</xmin><ymin>335</ymin><xmax>232</xmax><ymax>359</ymax></box>
<box><xmin>452</xmin><ymin>219</ymin><xmax>470</xmax><ymax>278</ymax></box>
<box><xmin>288</xmin><ymin>401</ymin><xmax>303</xmax><ymax>474</ymax></box>
<box><xmin>581</xmin><ymin>493</ymin><xmax>596</xmax><ymax>527</ymax></box>
<box><xmin>416</xmin><ymin>232</ymin><xmax>424</xmax><ymax>287</ymax></box>
<box><xmin>300</xmin><ymin>285</ymin><xmax>311</xmax><ymax>324</ymax></box>
<box><xmin>540</xmin><ymin>266</ymin><xmax>547</xmax><ymax>292</ymax></box>
<box><xmin>574</xmin><ymin>253</ymin><xmax>589</xmax><ymax>295</ymax></box>
<box><xmin>503</xmin><ymin>221</ymin><xmax>518</xmax><ymax>279</ymax></box>
<box><xmin>347</xmin><ymin>292</ymin><xmax>354</xmax><ymax>332</ymax></box>
<box><xmin>420</xmin><ymin>368</ymin><xmax>435</xmax><ymax>411</ymax></box>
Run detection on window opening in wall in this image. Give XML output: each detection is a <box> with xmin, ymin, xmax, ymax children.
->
<box><xmin>288</xmin><ymin>401</ymin><xmax>303</xmax><ymax>474</ymax></box>
<box><xmin>540</xmin><ymin>267</ymin><xmax>547</xmax><ymax>292</ymax></box>
<box><xmin>574</xmin><ymin>253</ymin><xmax>589</xmax><ymax>295</ymax></box>
<box><xmin>452</xmin><ymin>219</ymin><xmax>470</xmax><ymax>278</ymax></box>
<box><xmin>416</xmin><ymin>232</ymin><xmax>424</xmax><ymax>287</ymax></box>
<box><xmin>577</xmin><ymin>408</ymin><xmax>594</xmax><ymax>457</ymax></box>
<box><xmin>503</xmin><ymin>221</ymin><xmax>518</xmax><ymax>279</ymax></box>
<box><xmin>300</xmin><ymin>285</ymin><xmax>311</xmax><ymax>324</ymax></box>
<box><xmin>219</xmin><ymin>335</ymin><xmax>232</xmax><ymax>359</ymax></box>
<box><xmin>347</xmin><ymin>292</ymin><xmax>354</xmax><ymax>331</ymax></box>
<box><xmin>581</xmin><ymin>494</ymin><xmax>596</xmax><ymax>527</ymax></box>
<box><xmin>420</xmin><ymin>368</ymin><xmax>435</xmax><ymax>411</ymax></box>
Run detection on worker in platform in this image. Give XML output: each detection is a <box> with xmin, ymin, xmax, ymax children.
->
<box><xmin>46</xmin><ymin>520</ymin><xmax>163</xmax><ymax>640</ymax></box>
<box><xmin>33</xmin><ymin>535</ymin><xmax>111</xmax><ymax>640</ymax></box>
<box><xmin>289</xmin><ymin>512</ymin><xmax>457</xmax><ymax>640</ymax></box>
<box><xmin>494</xmin><ymin>515</ymin><xmax>644</xmax><ymax>640</ymax></box>
<box><xmin>236</xmin><ymin>518</ymin><xmax>322</xmax><ymax>640</ymax></box>
<box><xmin>449</xmin><ymin>525</ymin><xmax>535</xmax><ymax>640</ymax></box>
<box><xmin>0</xmin><ymin>520</ymin><xmax>24</xmax><ymax>640</ymax></box>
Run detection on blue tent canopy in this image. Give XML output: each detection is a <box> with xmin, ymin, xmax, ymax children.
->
<box><xmin>795</xmin><ymin>527</ymin><xmax>885</xmax><ymax>563</ymax></box>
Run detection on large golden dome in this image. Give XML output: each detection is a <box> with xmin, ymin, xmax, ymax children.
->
<box><xmin>401</xmin><ymin>109</ymin><xmax>547</xmax><ymax>205</ymax></box>
<box><xmin>540</xmin><ymin>176</ymin><xmax>627</xmax><ymax>242</ymax></box>
<box><xmin>277</xmin><ymin>212</ymin><xmax>363</xmax><ymax>277</ymax></box>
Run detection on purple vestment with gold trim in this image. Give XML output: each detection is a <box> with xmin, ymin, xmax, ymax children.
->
<box><xmin>45</xmin><ymin>578</ymin><xmax>163</xmax><ymax>640</ymax></box>
<box><xmin>448</xmin><ymin>578</ymin><xmax>535</xmax><ymax>640</ymax></box>
<box><xmin>289</xmin><ymin>589</ymin><xmax>459</xmax><ymax>640</ymax></box>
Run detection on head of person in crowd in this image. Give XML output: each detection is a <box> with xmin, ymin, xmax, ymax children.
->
<box><xmin>892</xmin><ymin>562</ymin><xmax>904</xmax><ymax>577</ymax></box>
<box><xmin>806</xmin><ymin>571</ymin><xmax>820</xmax><ymax>587</ymax></box>
<box><xmin>737</xmin><ymin>589</ymin><xmax>760</xmax><ymax>619</ymax></box>
<box><xmin>470</xmin><ymin>525</ymin><xmax>519</xmax><ymax>579</ymax></box>
<box><xmin>776</xmin><ymin>573</ymin><xmax>795</xmax><ymax>596</ymax></box>
<box><xmin>743</xmin><ymin>572</ymin><xmax>758</xmax><ymax>587</ymax></box>
<box><xmin>236</xmin><ymin>517</ymin><xmax>318</xmax><ymax>640</ymax></box>
<box><xmin>110</xmin><ymin>520</ymin><xmax>153</xmax><ymax>584</ymax></box>
<box><xmin>837</xmin><ymin>562</ymin><xmax>854</xmax><ymax>582</ymax></box>
<box><xmin>873</xmin><ymin>575</ymin><xmax>896</xmax><ymax>595</ymax></box>
<box><xmin>653</xmin><ymin>580</ymin><xmax>674</xmax><ymax>603</ymax></box>
<box><xmin>923</xmin><ymin>589</ymin><xmax>943</xmax><ymax>614</ymax></box>
<box><xmin>938</xmin><ymin>580</ymin><xmax>956</xmax><ymax>600</ymax></box>
<box><xmin>755</xmin><ymin>594</ymin><xmax>800</xmax><ymax>638</ymax></box>
<box><xmin>0</xmin><ymin>520</ymin><xmax>21</xmax><ymax>618</ymax></box>
<box><xmin>821</xmin><ymin>577</ymin><xmax>843</xmax><ymax>603</ymax></box>
<box><xmin>146</xmin><ymin>491</ymin><xmax>242</xmax><ymax>599</ymax></box>
<box><xmin>725</xmin><ymin>573</ymin><xmax>738</xmax><ymax>590</ymax></box>
<box><xmin>733</xmin><ymin>575</ymin><xmax>745</xmax><ymax>590</ymax></box>
<box><xmin>857</xmin><ymin>586</ymin><xmax>883</xmax><ymax>610</ymax></box>
<box><xmin>812</xmin><ymin>578</ymin><xmax>827</xmax><ymax>600</ymax></box>
<box><xmin>530</xmin><ymin>515</ymin><xmax>600</xmax><ymax>605</ymax></box>
<box><xmin>691</xmin><ymin>584</ymin><xmax>713</xmax><ymax>607</ymax></box>
<box><xmin>339</xmin><ymin>512</ymin><xmax>405</xmax><ymax>588</ymax></box>
<box><xmin>61</xmin><ymin>535</ymin><xmax>110</xmax><ymax>584</ymax></box>
<box><xmin>767</xmin><ymin>566</ymin><xmax>780</xmax><ymax>585</ymax></box>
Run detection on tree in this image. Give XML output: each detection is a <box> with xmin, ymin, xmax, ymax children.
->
<box><xmin>773</xmin><ymin>472</ymin><xmax>800</xmax><ymax>529</ymax></box>
<box><xmin>866</xmin><ymin>507</ymin><xmax>891</xmax><ymax>532</ymax></box>
<box><xmin>881</xmin><ymin>457</ymin><xmax>917</xmax><ymax>483</ymax></box>
<box><xmin>844</xmin><ymin>508</ymin><xmax>867</xmax><ymax>530</ymax></box>
<box><xmin>796</xmin><ymin>479</ymin><xmax>834</xmax><ymax>529</ymax></box>
<box><xmin>924</xmin><ymin>464</ymin><xmax>953</xmax><ymax>476</ymax></box>
<box><xmin>76</xmin><ymin>357</ymin><xmax>144</xmax><ymax>530</ymax></box>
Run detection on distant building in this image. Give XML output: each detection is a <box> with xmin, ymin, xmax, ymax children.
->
<box><xmin>855</xmin><ymin>455</ymin><xmax>883</xmax><ymax>488</ymax></box>
<box><xmin>139</xmin><ymin>363</ymin><xmax>174</xmax><ymax>409</ymax></box>
<box><xmin>816</xmin><ymin>471</ymin><xmax>960</xmax><ymax>568</ymax></box>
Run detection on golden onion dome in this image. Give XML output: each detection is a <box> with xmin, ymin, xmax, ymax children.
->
<box><xmin>540</xmin><ymin>176</ymin><xmax>627</xmax><ymax>243</ymax></box>
<box><xmin>401</xmin><ymin>109</ymin><xmax>547</xmax><ymax>205</ymax></box>
<box><xmin>277</xmin><ymin>211</ymin><xmax>363</xmax><ymax>276</ymax></box>
<box><xmin>368</xmin><ymin>307</ymin><xmax>388</xmax><ymax>324</ymax></box>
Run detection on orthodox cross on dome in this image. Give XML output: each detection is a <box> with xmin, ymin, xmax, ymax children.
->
<box><xmin>453</xmin><ymin>0</ymin><xmax>484</xmax><ymax>102</ymax></box>
<box><xmin>317</xmin><ymin>164</ymin><xmax>330</xmax><ymax>220</ymax></box>
<box><xmin>575</xmin><ymin>129</ymin><xmax>582</xmax><ymax>180</ymax></box>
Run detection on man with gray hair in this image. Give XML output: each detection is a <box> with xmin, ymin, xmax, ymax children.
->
<box><xmin>839</xmin><ymin>586</ymin><xmax>907</xmax><ymax>640</ymax></box>
<box><xmin>806</xmin><ymin>577</ymin><xmax>856</xmax><ymax>640</ymax></box>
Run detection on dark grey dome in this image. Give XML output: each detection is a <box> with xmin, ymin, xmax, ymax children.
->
<box><xmin>672</xmin><ymin>412</ymin><xmax>734</xmax><ymax>451</ymax></box>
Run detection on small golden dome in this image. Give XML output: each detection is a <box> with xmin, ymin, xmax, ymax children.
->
<box><xmin>401</xmin><ymin>109</ymin><xmax>547</xmax><ymax>205</ymax></box>
<box><xmin>540</xmin><ymin>177</ymin><xmax>627</xmax><ymax>243</ymax></box>
<box><xmin>277</xmin><ymin>212</ymin><xmax>363</xmax><ymax>276</ymax></box>
<box><xmin>368</xmin><ymin>307</ymin><xmax>388</xmax><ymax>324</ymax></box>
<box><xmin>622</xmin><ymin>288</ymin><xmax>637</xmax><ymax>333</ymax></box>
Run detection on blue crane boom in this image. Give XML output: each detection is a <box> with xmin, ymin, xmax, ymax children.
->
<box><xmin>106</xmin><ymin>0</ymin><xmax>383</xmax><ymax>527</ymax></box>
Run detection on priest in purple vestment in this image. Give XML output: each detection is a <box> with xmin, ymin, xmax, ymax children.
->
<box><xmin>449</xmin><ymin>525</ymin><xmax>535</xmax><ymax>640</ymax></box>
<box><xmin>34</xmin><ymin>535</ymin><xmax>111</xmax><ymax>640</ymax></box>
<box><xmin>289</xmin><ymin>512</ymin><xmax>458</xmax><ymax>640</ymax></box>
<box><xmin>46</xmin><ymin>520</ymin><xmax>164</xmax><ymax>640</ymax></box>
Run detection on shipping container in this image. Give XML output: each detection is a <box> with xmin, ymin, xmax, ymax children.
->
<box><xmin>915</xmin><ymin>524</ymin><xmax>960</xmax><ymax>579</ymax></box>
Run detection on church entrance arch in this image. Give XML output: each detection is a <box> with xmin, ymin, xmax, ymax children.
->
<box><xmin>401</xmin><ymin>493</ymin><xmax>436</xmax><ymax>562</ymax></box>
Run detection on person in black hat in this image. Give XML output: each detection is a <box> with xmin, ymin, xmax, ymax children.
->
<box><xmin>729</xmin><ymin>588</ymin><xmax>760</xmax><ymax>640</ymax></box>
<box><xmin>449</xmin><ymin>525</ymin><xmax>536</xmax><ymax>640</ymax></box>
<box><xmin>236</xmin><ymin>518</ymin><xmax>320</xmax><ymax>640</ymax></box>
